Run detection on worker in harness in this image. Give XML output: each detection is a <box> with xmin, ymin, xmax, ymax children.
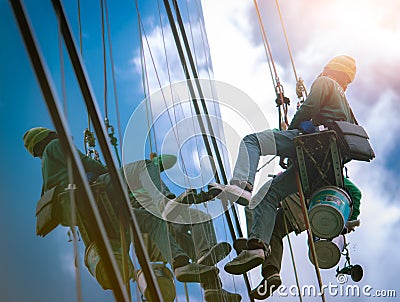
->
<box><xmin>245</xmin><ymin>176</ymin><xmax>362</xmax><ymax>299</ymax></box>
<box><xmin>208</xmin><ymin>55</ymin><xmax>360</xmax><ymax>275</ymax></box>
<box><xmin>23</xmin><ymin>127</ymin><xmax>219</xmax><ymax>285</ymax></box>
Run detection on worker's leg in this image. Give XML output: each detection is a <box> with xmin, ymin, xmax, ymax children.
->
<box><xmin>133</xmin><ymin>208</ymin><xmax>185</xmax><ymax>263</ymax></box>
<box><xmin>232</xmin><ymin>129</ymin><xmax>299</xmax><ymax>186</ymax></box>
<box><xmin>132</xmin><ymin>208</ymin><xmax>218</xmax><ymax>283</ymax></box>
<box><xmin>224</xmin><ymin>166</ymin><xmax>298</xmax><ymax>275</ymax></box>
<box><xmin>261</xmin><ymin>208</ymin><xmax>294</xmax><ymax>277</ymax></box>
<box><xmin>249</xmin><ymin>165</ymin><xmax>297</xmax><ymax>245</ymax></box>
<box><xmin>208</xmin><ymin>129</ymin><xmax>299</xmax><ymax>206</ymax></box>
<box><xmin>169</xmin><ymin>208</ymin><xmax>231</xmax><ymax>266</ymax></box>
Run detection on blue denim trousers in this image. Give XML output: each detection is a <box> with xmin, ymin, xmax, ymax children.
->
<box><xmin>232</xmin><ymin>129</ymin><xmax>300</xmax><ymax>245</ymax></box>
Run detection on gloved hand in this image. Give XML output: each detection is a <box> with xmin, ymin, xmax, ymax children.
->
<box><xmin>299</xmin><ymin>121</ymin><xmax>316</xmax><ymax>134</ymax></box>
<box><xmin>345</xmin><ymin>219</ymin><xmax>361</xmax><ymax>233</ymax></box>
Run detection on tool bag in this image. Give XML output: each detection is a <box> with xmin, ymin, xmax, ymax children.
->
<box><xmin>328</xmin><ymin>121</ymin><xmax>375</xmax><ymax>162</ymax></box>
<box><xmin>35</xmin><ymin>186</ymin><xmax>63</xmax><ymax>237</ymax></box>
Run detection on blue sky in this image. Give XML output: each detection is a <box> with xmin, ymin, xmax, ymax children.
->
<box><xmin>201</xmin><ymin>1</ymin><xmax>400</xmax><ymax>301</ymax></box>
<box><xmin>2</xmin><ymin>0</ymin><xmax>400</xmax><ymax>301</ymax></box>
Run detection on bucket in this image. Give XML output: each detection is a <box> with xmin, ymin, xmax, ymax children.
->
<box><xmin>308</xmin><ymin>186</ymin><xmax>352</xmax><ymax>239</ymax></box>
<box><xmin>136</xmin><ymin>263</ymin><xmax>176</xmax><ymax>302</ymax></box>
<box><xmin>84</xmin><ymin>241</ymin><xmax>134</xmax><ymax>290</ymax></box>
<box><xmin>309</xmin><ymin>235</ymin><xmax>345</xmax><ymax>269</ymax></box>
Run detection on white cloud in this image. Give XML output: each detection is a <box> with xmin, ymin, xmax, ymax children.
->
<box><xmin>126</xmin><ymin>0</ymin><xmax>400</xmax><ymax>297</ymax></box>
<box><xmin>202</xmin><ymin>0</ymin><xmax>400</xmax><ymax>297</ymax></box>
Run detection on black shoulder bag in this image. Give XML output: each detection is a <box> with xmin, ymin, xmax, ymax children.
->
<box><xmin>36</xmin><ymin>186</ymin><xmax>63</xmax><ymax>237</ymax></box>
<box><xmin>323</xmin><ymin>84</ymin><xmax>375</xmax><ymax>162</ymax></box>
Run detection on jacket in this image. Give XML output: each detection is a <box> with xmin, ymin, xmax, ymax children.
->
<box><xmin>41</xmin><ymin>139</ymin><xmax>108</xmax><ymax>192</ymax></box>
<box><xmin>289</xmin><ymin>76</ymin><xmax>355</xmax><ymax>130</ymax></box>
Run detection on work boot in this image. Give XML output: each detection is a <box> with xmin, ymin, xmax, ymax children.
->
<box><xmin>208</xmin><ymin>182</ymin><xmax>251</xmax><ymax>206</ymax></box>
<box><xmin>174</xmin><ymin>263</ymin><xmax>219</xmax><ymax>283</ymax></box>
<box><xmin>204</xmin><ymin>288</ymin><xmax>242</xmax><ymax>302</ymax></box>
<box><xmin>174</xmin><ymin>189</ymin><xmax>197</xmax><ymax>204</ymax></box>
<box><xmin>196</xmin><ymin>190</ymin><xmax>216</xmax><ymax>204</ymax></box>
<box><xmin>224</xmin><ymin>239</ymin><xmax>270</xmax><ymax>275</ymax></box>
<box><xmin>161</xmin><ymin>190</ymin><xmax>195</xmax><ymax>220</ymax></box>
<box><xmin>250</xmin><ymin>273</ymin><xmax>282</xmax><ymax>300</ymax></box>
<box><xmin>197</xmin><ymin>242</ymin><xmax>232</xmax><ymax>266</ymax></box>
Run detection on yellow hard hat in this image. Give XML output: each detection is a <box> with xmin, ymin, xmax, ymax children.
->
<box><xmin>23</xmin><ymin>127</ymin><xmax>55</xmax><ymax>156</ymax></box>
<box><xmin>325</xmin><ymin>55</ymin><xmax>356</xmax><ymax>83</ymax></box>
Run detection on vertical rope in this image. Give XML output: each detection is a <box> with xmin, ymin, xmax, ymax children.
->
<box><xmin>283</xmin><ymin>214</ymin><xmax>303</xmax><ymax>302</ymax></box>
<box><xmin>274</xmin><ymin>0</ymin><xmax>308</xmax><ymax>102</ymax></box>
<box><xmin>295</xmin><ymin>171</ymin><xmax>326</xmax><ymax>302</ymax></box>
<box><xmin>103</xmin><ymin>0</ymin><xmax>124</xmax><ymax>156</ymax></box>
<box><xmin>77</xmin><ymin>0</ymin><xmax>91</xmax><ymax>133</ymax></box>
<box><xmin>66</xmin><ymin>158</ymin><xmax>83</xmax><ymax>302</ymax></box>
<box><xmin>100</xmin><ymin>0</ymin><xmax>108</xmax><ymax>117</ymax></box>
<box><xmin>252</xmin><ymin>0</ymin><xmax>288</xmax><ymax>129</ymax></box>
<box><xmin>59</xmin><ymin>14</ymin><xmax>83</xmax><ymax>302</ymax></box>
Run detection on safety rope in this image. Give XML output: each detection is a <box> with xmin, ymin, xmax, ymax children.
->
<box><xmin>103</xmin><ymin>0</ymin><xmax>124</xmax><ymax>156</ymax></box>
<box><xmin>77</xmin><ymin>0</ymin><xmax>83</xmax><ymax>57</ymax></box>
<box><xmin>167</xmin><ymin>0</ymin><xmax>252</xmax><ymax>298</ymax></box>
<box><xmin>135</xmin><ymin>1</ymin><xmax>244</xmax><ymax>299</ymax></box>
<box><xmin>66</xmin><ymin>158</ymin><xmax>83</xmax><ymax>302</ymax></box>
<box><xmin>253</xmin><ymin>0</ymin><xmax>289</xmax><ymax>130</ymax></box>
<box><xmin>155</xmin><ymin>6</ymin><xmax>232</xmax><ymax>300</ymax></box>
<box><xmin>77</xmin><ymin>0</ymin><xmax>95</xmax><ymax>157</ymax></box>
<box><xmin>283</xmin><ymin>214</ymin><xmax>303</xmax><ymax>302</ymax></box>
<box><xmin>137</xmin><ymin>1</ymin><xmax>193</xmax><ymax>188</ymax></box>
<box><xmin>274</xmin><ymin>0</ymin><xmax>308</xmax><ymax>106</ymax></box>
<box><xmin>100</xmin><ymin>0</ymin><xmax>108</xmax><ymax>117</ymax></box>
<box><xmin>58</xmin><ymin>15</ymin><xmax>83</xmax><ymax>302</ymax></box>
<box><xmin>135</xmin><ymin>3</ymin><xmax>187</xmax><ymax>300</ymax></box>
<box><xmin>295</xmin><ymin>171</ymin><xmax>326</xmax><ymax>302</ymax></box>
<box><xmin>99</xmin><ymin>0</ymin><xmax>122</xmax><ymax>167</ymax></box>
<box><xmin>136</xmin><ymin>6</ymin><xmax>155</xmax><ymax>155</ymax></box>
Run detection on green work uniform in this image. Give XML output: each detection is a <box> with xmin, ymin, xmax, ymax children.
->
<box><xmin>41</xmin><ymin>138</ymin><xmax>107</xmax><ymax>192</ymax></box>
<box><xmin>289</xmin><ymin>76</ymin><xmax>355</xmax><ymax>129</ymax></box>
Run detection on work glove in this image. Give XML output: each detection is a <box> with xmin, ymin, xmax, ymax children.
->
<box><xmin>344</xmin><ymin>219</ymin><xmax>361</xmax><ymax>233</ymax></box>
<box><xmin>299</xmin><ymin>121</ymin><xmax>316</xmax><ymax>134</ymax></box>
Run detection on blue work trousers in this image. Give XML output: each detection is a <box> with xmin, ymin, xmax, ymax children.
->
<box><xmin>232</xmin><ymin>129</ymin><xmax>300</xmax><ymax>245</ymax></box>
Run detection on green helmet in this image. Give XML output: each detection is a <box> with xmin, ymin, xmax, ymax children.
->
<box><xmin>23</xmin><ymin>127</ymin><xmax>55</xmax><ymax>156</ymax></box>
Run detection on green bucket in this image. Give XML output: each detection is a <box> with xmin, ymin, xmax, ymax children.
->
<box><xmin>308</xmin><ymin>186</ymin><xmax>352</xmax><ymax>239</ymax></box>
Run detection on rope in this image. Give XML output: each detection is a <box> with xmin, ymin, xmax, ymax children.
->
<box><xmin>77</xmin><ymin>0</ymin><xmax>83</xmax><ymax>56</ymax></box>
<box><xmin>167</xmin><ymin>0</ymin><xmax>252</xmax><ymax>298</ymax></box>
<box><xmin>59</xmin><ymin>15</ymin><xmax>83</xmax><ymax>302</ymax></box>
<box><xmin>103</xmin><ymin>0</ymin><xmax>123</xmax><ymax>156</ymax></box>
<box><xmin>252</xmin><ymin>0</ymin><xmax>288</xmax><ymax>129</ymax></box>
<box><xmin>77</xmin><ymin>0</ymin><xmax>93</xmax><ymax>145</ymax></box>
<box><xmin>136</xmin><ymin>1</ymin><xmax>193</xmax><ymax>187</ymax></box>
<box><xmin>295</xmin><ymin>171</ymin><xmax>326</xmax><ymax>302</ymax></box>
<box><xmin>155</xmin><ymin>0</ymin><xmax>190</xmax><ymax>183</ymax></box>
<box><xmin>67</xmin><ymin>158</ymin><xmax>83</xmax><ymax>302</ymax></box>
<box><xmin>136</xmin><ymin>5</ymin><xmax>154</xmax><ymax>155</ymax></box>
<box><xmin>152</xmin><ymin>6</ymin><xmax>229</xmax><ymax>299</ymax></box>
<box><xmin>100</xmin><ymin>0</ymin><xmax>108</xmax><ymax>117</ymax></box>
<box><xmin>274</xmin><ymin>0</ymin><xmax>308</xmax><ymax>104</ymax></box>
<box><xmin>283</xmin><ymin>214</ymin><xmax>303</xmax><ymax>302</ymax></box>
